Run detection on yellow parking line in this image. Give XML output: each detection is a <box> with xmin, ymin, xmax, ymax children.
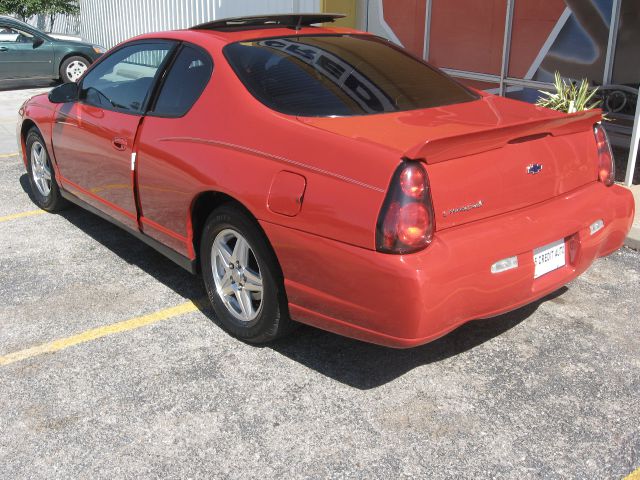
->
<box><xmin>0</xmin><ymin>301</ymin><xmax>199</xmax><ymax>367</ymax></box>
<box><xmin>0</xmin><ymin>152</ymin><xmax>18</xmax><ymax>158</ymax></box>
<box><xmin>625</xmin><ymin>468</ymin><xmax>640</xmax><ymax>480</ymax></box>
<box><xmin>0</xmin><ymin>209</ymin><xmax>46</xmax><ymax>223</ymax></box>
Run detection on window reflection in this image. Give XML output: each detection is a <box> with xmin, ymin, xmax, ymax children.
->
<box><xmin>510</xmin><ymin>0</ymin><xmax>612</xmax><ymax>84</ymax></box>
<box><xmin>612</xmin><ymin>0</ymin><xmax>640</xmax><ymax>87</ymax></box>
<box><xmin>225</xmin><ymin>35</ymin><xmax>477</xmax><ymax>117</ymax></box>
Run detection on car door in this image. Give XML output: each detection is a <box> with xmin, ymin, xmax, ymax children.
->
<box><xmin>0</xmin><ymin>25</ymin><xmax>53</xmax><ymax>79</ymax></box>
<box><xmin>135</xmin><ymin>44</ymin><xmax>213</xmax><ymax>256</ymax></box>
<box><xmin>52</xmin><ymin>41</ymin><xmax>175</xmax><ymax>229</ymax></box>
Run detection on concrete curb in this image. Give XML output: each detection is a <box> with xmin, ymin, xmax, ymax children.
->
<box><xmin>625</xmin><ymin>228</ymin><xmax>640</xmax><ymax>251</ymax></box>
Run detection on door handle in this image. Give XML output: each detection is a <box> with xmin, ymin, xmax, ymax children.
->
<box><xmin>0</xmin><ymin>47</ymin><xmax>8</xmax><ymax>52</ymax></box>
<box><xmin>112</xmin><ymin>137</ymin><xmax>127</xmax><ymax>151</ymax></box>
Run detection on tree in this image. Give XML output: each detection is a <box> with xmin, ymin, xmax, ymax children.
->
<box><xmin>0</xmin><ymin>0</ymin><xmax>79</xmax><ymax>29</ymax></box>
<box><xmin>0</xmin><ymin>0</ymin><xmax>45</xmax><ymax>21</ymax></box>
<box><xmin>44</xmin><ymin>0</ymin><xmax>79</xmax><ymax>32</ymax></box>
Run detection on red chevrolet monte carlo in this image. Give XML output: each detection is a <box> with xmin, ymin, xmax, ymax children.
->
<box><xmin>17</xmin><ymin>14</ymin><xmax>635</xmax><ymax>348</ymax></box>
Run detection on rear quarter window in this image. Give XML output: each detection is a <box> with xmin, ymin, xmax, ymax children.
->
<box><xmin>151</xmin><ymin>44</ymin><xmax>213</xmax><ymax>117</ymax></box>
<box><xmin>223</xmin><ymin>34</ymin><xmax>478</xmax><ymax>117</ymax></box>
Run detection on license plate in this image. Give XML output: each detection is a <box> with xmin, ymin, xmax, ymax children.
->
<box><xmin>533</xmin><ymin>239</ymin><xmax>566</xmax><ymax>279</ymax></box>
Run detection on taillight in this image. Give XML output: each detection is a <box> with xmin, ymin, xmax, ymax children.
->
<box><xmin>594</xmin><ymin>124</ymin><xmax>615</xmax><ymax>186</ymax></box>
<box><xmin>376</xmin><ymin>161</ymin><xmax>435</xmax><ymax>254</ymax></box>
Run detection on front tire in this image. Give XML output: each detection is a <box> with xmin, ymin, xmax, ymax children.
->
<box><xmin>60</xmin><ymin>56</ymin><xmax>89</xmax><ymax>83</ymax></box>
<box><xmin>25</xmin><ymin>128</ymin><xmax>67</xmax><ymax>212</ymax></box>
<box><xmin>200</xmin><ymin>205</ymin><xmax>292</xmax><ymax>344</ymax></box>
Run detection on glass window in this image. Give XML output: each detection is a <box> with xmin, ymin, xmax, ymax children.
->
<box><xmin>509</xmin><ymin>0</ymin><xmax>612</xmax><ymax>84</ymax></box>
<box><xmin>0</xmin><ymin>27</ymin><xmax>37</xmax><ymax>44</ymax></box>
<box><xmin>152</xmin><ymin>45</ymin><xmax>212</xmax><ymax>117</ymax></box>
<box><xmin>504</xmin><ymin>85</ymin><xmax>554</xmax><ymax>103</ymax></box>
<box><xmin>80</xmin><ymin>42</ymin><xmax>173</xmax><ymax>113</ymax></box>
<box><xmin>429</xmin><ymin>0</ymin><xmax>508</xmax><ymax>75</ymax></box>
<box><xmin>457</xmin><ymin>79</ymin><xmax>501</xmax><ymax>93</ymax></box>
<box><xmin>224</xmin><ymin>35</ymin><xmax>477</xmax><ymax>117</ymax></box>
<box><xmin>611</xmin><ymin>0</ymin><xmax>640</xmax><ymax>88</ymax></box>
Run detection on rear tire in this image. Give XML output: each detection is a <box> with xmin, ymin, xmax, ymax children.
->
<box><xmin>200</xmin><ymin>204</ymin><xmax>293</xmax><ymax>344</ymax></box>
<box><xmin>60</xmin><ymin>56</ymin><xmax>89</xmax><ymax>83</ymax></box>
<box><xmin>25</xmin><ymin>128</ymin><xmax>68</xmax><ymax>212</ymax></box>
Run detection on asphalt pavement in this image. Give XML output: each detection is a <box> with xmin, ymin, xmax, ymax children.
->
<box><xmin>0</xmin><ymin>87</ymin><xmax>639</xmax><ymax>479</ymax></box>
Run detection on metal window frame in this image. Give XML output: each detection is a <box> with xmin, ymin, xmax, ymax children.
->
<box><xmin>416</xmin><ymin>0</ymin><xmax>637</xmax><ymax>186</ymax></box>
<box><xmin>499</xmin><ymin>0</ymin><xmax>515</xmax><ymax>96</ymax></box>
<box><xmin>603</xmin><ymin>0</ymin><xmax>622</xmax><ymax>86</ymax></box>
<box><xmin>423</xmin><ymin>0</ymin><xmax>432</xmax><ymax>60</ymax></box>
<box><xmin>626</xmin><ymin>88</ymin><xmax>640</xmax><ymax>185</ymax></box>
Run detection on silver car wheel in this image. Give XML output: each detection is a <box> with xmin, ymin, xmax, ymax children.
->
<box><xmin>66</xmin><ymin>60</ymin><xmax>88</xmax><ymax>82</ymax></box>
<box><xmin>31</xmin><ymin>141</ymin><xmax>52</xmax><ymax>197</ymax></box>
<box><xmin>211</xmin><ymin>228</ymin><xmax>264</xmax><ymax>322</ymax></box>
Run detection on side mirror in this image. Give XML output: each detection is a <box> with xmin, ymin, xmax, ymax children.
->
<box><xmin>48</xmin><ymin>82</ymin><xmax>79</xmax><ymax>103</ymax></box>
<box><xmin>33</xmin><ymin>37</ymin><xmax>44</xmax><ymax>48</ymax></box>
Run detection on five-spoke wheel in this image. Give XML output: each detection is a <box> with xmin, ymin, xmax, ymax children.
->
<box><xmin>30</xmin><ymin>140</ymin><xmax>52</xmax><ymax>197</ymax></box>
<box><xmin>201</xmin><ymin>205</ymin><xmax>293</xmax><ymax>343</ymax></box>
<box><xmin>212</xmin><ymin>229</ymin><xmax>264</xmax><ymax>322</ymax></box>
<box><xmin>26</xmin><ymin>128</ymin><xmax>67</xmax><ymax>212</ymax></box>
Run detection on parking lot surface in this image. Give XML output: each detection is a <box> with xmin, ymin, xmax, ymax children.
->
<box><xmin>1</xmin><ymin>88</ymin><xmax>639</xmax><ymax>479</ymax></box>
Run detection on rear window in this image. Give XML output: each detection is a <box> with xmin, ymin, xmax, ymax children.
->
<box><xmin>223</xmin><ymin>35</ymin><xmax>478</xmax><ymax>117</ymax></box>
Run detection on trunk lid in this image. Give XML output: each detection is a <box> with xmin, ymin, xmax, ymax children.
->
<box><xmin>298</xmin><ymin>95</ymin><xmax>601</xmax><ymax>230</ymax></box>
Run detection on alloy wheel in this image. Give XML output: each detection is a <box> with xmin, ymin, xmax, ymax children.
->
<box><xmin>211</xmin><ymin>228</ymin><xmax>264</xmax><ymax>322</ymax></box>
<box><xmin>31</xmin><ymin>141</ymin><xmax>52</xmax><ymax>197</ymax></box>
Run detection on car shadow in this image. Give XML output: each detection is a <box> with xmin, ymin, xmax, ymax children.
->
<box><xmin>267</xmin><ymin>288</ymin><xmax>565</xmax><ymax>390</ymax></box>
<box><xmin>19</xmin><ymin>174</ymin><xmax>208</xmax><ymax>303</ymax></box>
<box><xmin>19</xmin><ymin>174</ymin><xmax>568</xmax><ymax>390</ymax></box>
<box><xmin>0</xmin><ymin>80</ymin><xmax>59</xmax><ymax>92</ymax></box>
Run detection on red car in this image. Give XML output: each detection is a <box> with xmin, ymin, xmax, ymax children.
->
<box><xmin>17</xmin><ymin>14</ymin><xmax>635</xmax><ymax>348</ymax></box>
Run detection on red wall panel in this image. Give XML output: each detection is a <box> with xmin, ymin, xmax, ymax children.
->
<box><xmin>382</xmin><ymin>0</ymin><xmax>427</xmax><ymax>57</ymax></box>
<box><xmin>509</xmin><ymin>1</ymin><xmax>567</xmax><ymax>78</ymax></box>
<box><xmin>429</xmin><ymin>0</ymin><xmax>507</xmax><ymax>74</ymax></box>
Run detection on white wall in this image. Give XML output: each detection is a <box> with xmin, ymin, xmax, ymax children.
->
<box><xmin>364</xmin><ymin>0</ymin><xmax>401</xmax><ymax>47</ymax></box>
<box><xmin>216</xmin><ymin>0</ymin><xmax>319</xmax><ymax>19</ymax></box>
<box><xmin>79</xmin><ymin>0</ymin><xmax>321</xmax><ymax>48</ymax></box>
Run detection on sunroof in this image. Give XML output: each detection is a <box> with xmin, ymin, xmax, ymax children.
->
<box><xmin>190</xmin><ymin>13</ymin><xmax>345</xmax><ymax>31</ymax></box>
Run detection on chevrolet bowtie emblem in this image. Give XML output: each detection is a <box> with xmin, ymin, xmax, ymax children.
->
<box><xmin>527</xmin><ymin>163</ymin><xmax>543</xmax><ymax>174</ymax></box>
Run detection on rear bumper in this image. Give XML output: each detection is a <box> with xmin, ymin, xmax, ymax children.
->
<box><xmin>261</xmin><ymin>182</ymin><xmax>635</xmax><ymax>348</ymax></box>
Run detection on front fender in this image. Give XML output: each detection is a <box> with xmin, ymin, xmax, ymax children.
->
<box><xmin>18</xmin><ymin>95</ymin><xmax>59</xmax><ymax>170</ymax></box>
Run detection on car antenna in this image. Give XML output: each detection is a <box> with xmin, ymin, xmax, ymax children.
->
<box><xmin>294</xmin><ymin>15</ymin><xmax>303</xmax><ymax>31</ymax></box>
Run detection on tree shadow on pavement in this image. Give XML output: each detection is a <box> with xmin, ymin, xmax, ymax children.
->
<box><xmin>20</xmin><ymin>174</ymin><xmax>568</xmax><ymax>390</ymax></box>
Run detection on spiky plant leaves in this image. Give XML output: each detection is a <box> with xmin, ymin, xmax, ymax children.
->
<box><xmin>536</xmin><ymin>72</ymin><xmax>603</xmax><ymax>116</ymax></box>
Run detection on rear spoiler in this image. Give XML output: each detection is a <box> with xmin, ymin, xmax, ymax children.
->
<box><xmin>404</xmin><ymin>109</ymin><xmax>603</xmax><ymax>164</ymax></box>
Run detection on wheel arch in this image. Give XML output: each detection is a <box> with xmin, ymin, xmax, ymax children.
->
<box><xmin>19</xmin><ymin>119</ymin><xmax>38</xmax><ymax>167</ymax></box>
<box><xmin>189</xmin><ymin>190</ymin><xmax>283</xmax><ymax>278</ymax></box>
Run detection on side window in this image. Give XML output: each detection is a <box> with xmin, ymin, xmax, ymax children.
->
<box><xmin>0</xmin><ymin>27</ymin><xmax>36</xmax><ymax>44</ymax></box>
<box><xmin>152</xmin><ymin>45</ymin><xmax>212</xmax><ymax>117</ymax></box>
<box><xmin>80</xmin><ymin>42</ymin><xmax>173</xmax><ymax>114</ymax></box>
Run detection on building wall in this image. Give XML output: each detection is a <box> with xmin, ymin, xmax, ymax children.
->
<box><xmin>25</xmin><ymin>14</ymin><xmax>80</xmax><ymax>36</ymax></box>
<box><xmin>77</xmin><ymin>0</ymin><xmax>321</xmax><ymax>48</ymax></box>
